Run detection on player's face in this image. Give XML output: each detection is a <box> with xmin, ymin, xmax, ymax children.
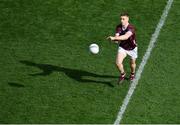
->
<box><xmin>121</xmin><ymin>16</ymin><xmax>129</xmax><ymax>26</ymax></box>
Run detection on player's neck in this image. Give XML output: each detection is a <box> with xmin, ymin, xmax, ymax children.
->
<box><xmin>122</xmin><ymin>23</ymin><xmax>129</xmax><ymax>30</ymax></box>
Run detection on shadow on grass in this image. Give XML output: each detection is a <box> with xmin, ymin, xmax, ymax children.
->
<box><xmin>8</xmin><ymin>82</ymin><xmax>25</xmax><ymax>88</ymax></box>
<box><xmin>20</xmin><ymin>60</ymin><xmax>118</xmax><ymax>87</ymax></box>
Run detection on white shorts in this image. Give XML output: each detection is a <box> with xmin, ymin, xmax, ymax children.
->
<box><xmin>118</xmin><ymin>47</ymin><xmax>138</xmax><ymax>59</ymax></box>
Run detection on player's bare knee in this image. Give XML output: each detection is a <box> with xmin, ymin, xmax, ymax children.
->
<box><xmin>130</xmin><ymin>63</ymin><xmax>136</xmax><ymax>68</ymax></box>
<box><xmin>130</xmin><ymin>59</ymin><xmax>136</xmax><ymax>65</ymax></box>
<box><xmin>131</xmin><ymin>62</ymin><xmax>136</xmax><ymax>65</ymax></box>
<box><xmin>116</xmin><ymin>61</ymin><xmax>121</xmax><ymax>67</ymax></box>
<box><xmin>131</xmin><ymin>62</ymin><xmax>136</xmax><ymax>66</ymax></box>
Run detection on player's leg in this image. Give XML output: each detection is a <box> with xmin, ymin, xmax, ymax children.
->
<box><xmin>130</xmin><ymin>58</ymin><xmax>136</xmax><ymax>73</ymax></box>
<box><xmin>130</xmin><ymin>59</ymin><xmax>136</xmax><ymax>81</ymax></box>
<box><xmin>116</xmin><ymin>48</ymin><xmax>127</xmax><ymax>84</ymax></box>
<box><xmin>116</xmin><ymin>52</ymin><xmax>126</xmax><ymax>73</ymax></box>
<box><xmin>128</xmin><ymin>47</ymin><xmax>138</xmax><ymax>81</ymax></box>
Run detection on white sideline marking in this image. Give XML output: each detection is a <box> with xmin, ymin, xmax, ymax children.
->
<box><xmin>114</xmin><ymin>0</ymin><xmax>174</xmax><ymax>124</ymax></box>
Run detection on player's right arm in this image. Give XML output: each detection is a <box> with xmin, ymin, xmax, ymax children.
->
<box><xmin>107</xmin><ymin>31</ymin><xmax>132</xmax><ymax>42</ymax></box>
<box><xmin>114</xmin><ymin>33</ymin><xmax>120</xmax><ymax>43</ymax></box>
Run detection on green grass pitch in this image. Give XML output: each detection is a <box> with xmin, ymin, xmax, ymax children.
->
<box><xmin>0</xmin><ymin>0</ymin><xmax>179</xmax><ymax>123</ymax></box>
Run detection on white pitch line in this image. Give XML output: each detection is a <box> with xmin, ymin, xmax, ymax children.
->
<box><xmin>114</xmin><ymin>0</ymin><xmax>174</xmax><ymax>124</ymax></box>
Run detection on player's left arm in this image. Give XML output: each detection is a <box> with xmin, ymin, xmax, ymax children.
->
<box><xmin>107</xmin><ymin>31</ymin><xmax>132</xmax><ymax>41</ymax></box>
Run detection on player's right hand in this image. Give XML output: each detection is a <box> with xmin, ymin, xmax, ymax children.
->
<box><xmin>106</xmin><ymin>36</ymin><xmax>115</xmax><ymax>41</ymax></box>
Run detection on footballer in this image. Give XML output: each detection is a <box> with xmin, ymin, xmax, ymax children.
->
<box><xmin>107</xmin><ymin>12</ymin><xmax>138</xmax><ymax>84</ymax></box>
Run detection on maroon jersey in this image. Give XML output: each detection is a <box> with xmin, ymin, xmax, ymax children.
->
<box><xmin>115</xmin><ymin>24</ymin><xmax>137</xmax><ymax>50</ymax></box>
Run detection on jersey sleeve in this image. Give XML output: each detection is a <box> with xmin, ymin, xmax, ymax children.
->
<box><xmin>127</xmin><ymin>26</ymin><xmax>135</xmax><ymax>34</ymax></box>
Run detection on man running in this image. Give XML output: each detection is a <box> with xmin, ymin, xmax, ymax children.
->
<box><xmin>107</xmin><ymin>12</ymin><xmax>138</xmax><ymax>84</ymax></box>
